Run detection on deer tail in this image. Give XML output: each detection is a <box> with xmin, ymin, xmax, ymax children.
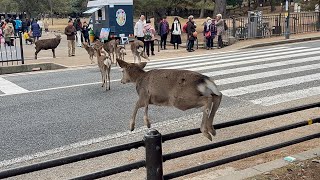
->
<box><xmin>198</xmin><ymin>78</ymin><xmax>222</xmax><ymax>96</ymax></box>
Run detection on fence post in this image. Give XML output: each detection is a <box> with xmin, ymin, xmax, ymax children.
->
<box><xmin>144</xmin><ymin>129</ymin><xmax>163</xmax><ymax>180</ymax></box>
<box><xmin>19</xmin><ymin>32</ymin><xmax>25</xmax><ymax>64</ymax></box>
<box><xmin>232</xmin><ymin>16</ymin><xmax>236</xmax><ymax>37</ymax></box>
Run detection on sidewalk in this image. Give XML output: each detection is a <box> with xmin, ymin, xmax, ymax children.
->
<box><xmin>19</xmin><ymin>31</ymin><xmax>320</xmax><ymax>68</ymax></box>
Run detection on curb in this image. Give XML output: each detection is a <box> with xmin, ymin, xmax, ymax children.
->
<box><xmin>241</xmin><ymin>36</ymin><xmax>320</xmax><ymax>49</ymax></box>
<box><xmin>197</xmin><ymin>147</ymin><xmax>320</xmax><ymax>180</ymax></box>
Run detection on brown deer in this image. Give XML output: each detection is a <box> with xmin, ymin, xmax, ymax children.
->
<box><xmin>115</xmin><ymin>45</ymin><xmax>126</xmax><ymax>61</ymax></box>
<box><xmin>116</xmin><ymin>59</ymin><xmax>222</xmax><ymax>141</ymax></box>
<box><xmin>96</xmin><ymin>47</ymin><xmax>112</xmax><ymax>91</ymax></box>
<box><xmin>93</xmin><ymin>39</ymin><xmax>119</xmax><ymax>64</ymax></box>
<box><xmin>129</xmin><ymin>40</ymin><xmax>149</xmax><ymax>63</ymax></box>
<box><xmin>82</xmin><ymin>42</ymin><xmax>96</xmax><ymax>64</ymax></box>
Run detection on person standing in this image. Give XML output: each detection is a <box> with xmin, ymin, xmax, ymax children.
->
<box><xmin>31</xmin><ymin>19</ymin><xmax>41</xmax><ymax>42</ymax></box>
<box><xmin>134</xmin><ymin>15</ymin><xmax>146</xmax><ymax>42</ymax></box>
<box><xmin>74</xmin><ymin>18</ymin><xmax>83</xmax><ymax>47</ymax></box>
<box><xmin>170</xmin><ymin>17</ymin><xmax>182</xmax><ymax>49</ymax></box>
<box><xmin>186</xmin><ymin>15</ymin><xmax>196</xmax><ymax>52</ymax></box>
<box><xmin>82</xmin><ymin>21</ymin><xmax>91</xmax><ymax>45</ymax></box>
<box><xmin>215</xmin><ymin>14</ymin><xmax>224</xmax><ymax>49</ymax></box>
<box><xmin>143</xmin><ymin>19</ymin><xmax>156</xmax><ymax>57</ymax></box>
<box><xmin>14</xmin><ymin>17</ymin><xmax>22</xmax><ymax>36</ymax></box>
<box><xmin>37</xmin><ymin>18</ymin><xmax>44</xmax><ymax>36</ymax></box>
<box><xmin>159</xmin><ymin>16</ymin><xmax>169</xmax><ymax>50</ymax></box>
<box><xmin>65</xmin><ymin>19</ymin><xmax>76</xmax><ymax>57</ymax></box>
<box><xmin>3</xmin><ymin>19</ymin><xmax>14</xmax><ymax>46</ymax></box>
<box><xmin>204</xmin><ymin>17</ymin><xmax>216</xmax><ymax>50</ymax></box>
<box><xmin>44</xmin><ymin>19</ymin><xmax>49</xmax><ymax>34</ymax></box>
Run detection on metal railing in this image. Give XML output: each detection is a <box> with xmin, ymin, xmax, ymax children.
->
<box><xmin>225</xmin><ymin>11</ymin><xmax>320</xmax><ymax>41</ymax></box>
<box><xmin>0</xmin><ymin>33</ymin><xmax>25</xmax><ymax>66</ymax></box>
<box><xmin>0</xmin><ymin>102</ymin><xmax>319</xmax><ymax>179</ymax></box>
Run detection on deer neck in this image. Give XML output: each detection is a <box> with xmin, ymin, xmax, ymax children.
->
<box><xmin>130</xmin><ymin>69</ymin><xmax>146</xmax><ymax>84</ymax></box>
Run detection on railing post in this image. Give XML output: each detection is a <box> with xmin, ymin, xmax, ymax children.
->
<box><xmin>144</xmin><ymin>129</ymin><xmax>163</xmax><ymax>180</ymax></box>
<box><xmin>232</xmin><ymin>16</ymin><xmax>236</xmax><ymax>37</ymax></box>
<box><xmin>19</xmin><ymin>32</ymin><xmax>24</xmax><ymax>64</ymax></box>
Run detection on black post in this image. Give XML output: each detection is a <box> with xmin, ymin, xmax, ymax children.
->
<box><xmin>144</xmin><ymin>129</ymin><xmax>163</xmax><ymax>180</ymax></box>
<box><xmin>232</xmin><ymin>16</ymin><xmax>236</xmax><ymax>37</ymax></box>
<box><xmin>19</xmin><ymin>32</ymin><xmax>24</xmax><ymax>64</ymax></box>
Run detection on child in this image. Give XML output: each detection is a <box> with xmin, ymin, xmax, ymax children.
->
<box><xmin>23</xmin><ymin>30</ymin><xmax>33</xmax><ymax>44</ymax></box>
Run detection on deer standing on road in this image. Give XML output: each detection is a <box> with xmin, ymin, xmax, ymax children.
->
<box><xmin>116</xmin><ymin>59</ymin><xmax>222</xmax><ymax>141</ymax></box>
<box><xmin>96</xmin><ymin>47</ymin><xmax>112</xmax><ymax>91</ymax></box>
<box><xmin>82</xmin><ymin>42</ymin><xmax>96</xmax><ymax>64</ymax></box>
<box><xmin>129</xmin><ymin>40</ymin><xmax>149</xmax><ymax>63</ymax></box>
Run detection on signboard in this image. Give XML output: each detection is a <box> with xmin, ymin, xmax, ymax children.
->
<box><xmin>100</xmin><ymin>28</ymin><xmax>110</xmax><ymax>40</ymax></box>
<box><xmin>116</xmin><ymin>9</ymin><xmax>126</xmax><ymax>26</ymax></box>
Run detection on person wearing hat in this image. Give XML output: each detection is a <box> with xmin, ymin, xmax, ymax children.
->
<box><xmin>143</xmin><ymin>19</ymin><xmax>156</xmax><ymax>57</ymax></box>
<box><xmin>186</xmin><ymin>15</ymin><xmax>196</xmax><ymax>52</ymax></box>
<box><xmin>204</xmin><ymin>17</ymin><xmax>216</xmax><ymax>50</ymax></box>
<box><xmin>215</xmin><ymin>14</ymin><xmax>224</xmax><ymax>49</ymax></box>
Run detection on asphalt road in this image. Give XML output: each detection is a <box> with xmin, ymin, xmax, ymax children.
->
<box><xmin>1</xmin><ymin>40</ymin><xmax>320</xmax><ymax>163</ymax></box>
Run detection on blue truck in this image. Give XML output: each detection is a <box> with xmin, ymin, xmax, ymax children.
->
<box><xmin>84</xmin><ymin>0</ymin><xmax>134</xmax><ymax>43</ymax></box>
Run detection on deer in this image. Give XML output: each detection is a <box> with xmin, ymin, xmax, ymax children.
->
<box><xmin>116</xmin><ymin>59</ymin><xmax>222</xmax><ymax>141</ymax></box>
<box><xmin>129</xmin><ymin>40</ymin><xmax>149</xmax><ymax>63</ymax></box>
<box><xmin>96</xmin><ymin>47</ymin><xmax>112</xmax><ymax>91</ymax></box>
<box><xmin>93</xmin><ymin>39</ymin><xmax>119</xmax><ymax>64</ymax></box>
<box><xmin>115</xmin><ymin>45</ymin><xmax>126</xmax><ymax>61</ymax></box>
<box><xmin>82</xmin><ymin>42</ymin><xmax>96</xmax><ymax>64</ymax></box>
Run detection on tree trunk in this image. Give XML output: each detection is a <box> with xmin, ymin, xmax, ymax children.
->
<box><xmin>214</xmin><ymin>0</ymin><xmax>226</xmax><ymax>18</ymax></box>
<box><xmin>199</xmin><ymin>0</ymin><xmax>207</xmax><ymax>18</ymax></box>
<box><xmin>270</xmin><ymin>0</ymin><xmax>275</xmax><ymax>12</ymax></box>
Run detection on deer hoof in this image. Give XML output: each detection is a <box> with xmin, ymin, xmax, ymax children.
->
<box><xmin>203</xmin><ymin>132</ymin><xmax>212</xmax><ymax>141</ymax></box>
<box><xmin>130</xmin><ymin>122</ymin><xmax>135</xmax><ymax>131</ymax></box>
<box><xmin>208</xmin><ymin>128</ymin><xmax>216</xmax><ymax>136</ymax></box>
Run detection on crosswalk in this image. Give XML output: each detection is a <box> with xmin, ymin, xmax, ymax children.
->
<box><xmin>1</xmin><ymin>45</ymin><xmax>320</xmax><ymax>106</ymax></box>
<box><xmin>143</xmin><ymin>46</ymin><xmax>320</xmax><ymax>106</ymax></box>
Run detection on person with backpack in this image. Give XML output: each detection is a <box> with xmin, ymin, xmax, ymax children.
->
<box><xmin>170</xmin><ymin>17</ymin><xmax>182</xmax><ymax>49</ymax></box>
<box><xmin>186</xmin><ymin>15</ymin><xmax>196</xmax><ymax>52</ymax></box>
<box><xmin>215</xmin><ymin>14</ymin><xmax>225</xmax><ymax>49</ymax></box>
<box><xmin>143</xmin><ymin>19</ymin><xmax>156</xmax><ymax>57</ymax></box>
<box><xmin>203</xmin><ymin>17</ymin><xmax>216</xmax><ymax>50</ymax></box>
<box><xmin>159</xmin><ymin>16</ymin><xmax>169</xmax><ymax>50</ymax></box>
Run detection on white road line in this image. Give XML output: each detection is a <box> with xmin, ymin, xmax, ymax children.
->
<box><xmin>222</xmin><ymin>73</ymin><xmax>320</xmax><ymax>97</ymax></box>
<box><xmin>251</xmin><ymin>86</ymin><xmax>320</xmax><ymax>106</ymax></box>
<box><xmin>0</xmin><ymin>77</ymin><xmax>29</xmax><ymax>95</ymax></box>
<box><xmin>215</xmin><ymin>63</ymin><xmax>320</xmax><ymax>85</ymax></box>
<box><xmin>147</xmin><ymin>46</ymin><xmax>291</xmax><ymax>65</ymax></box>
<box><xmin>0</xmin><ymin>79</ymin><xmax>121</xmax><ymax>97</ymax></box>
<box><xmin>185</xmin><ymin>48</ymin><xmax>320</xmax><ymax>71</ymax></box>
<box><xmin>146</xmin><ymin>47</ymin><xmax>305</xmax><ymax>69</ymax></box>
<box><xmin>203</xmin><ymin>54</ymin><xmax>320</xmax><ymax>77</ymax></box>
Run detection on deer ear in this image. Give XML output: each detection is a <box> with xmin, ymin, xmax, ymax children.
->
<box><xmin>137</xmin><ymin>62</ymin><xmax>147</xmax><ymax>69</ymax></box>
<box><xmin>117</xmin><ymin>59</ymin><xmax>128</xmax><ymax>68</ymax></box>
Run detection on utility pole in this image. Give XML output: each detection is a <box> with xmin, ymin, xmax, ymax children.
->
<box><xmin>285</xmin><ymin>0</ymin><xmax>290</xmax><ymax>39</ymax></box>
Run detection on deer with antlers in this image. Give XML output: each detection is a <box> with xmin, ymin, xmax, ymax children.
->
<box><xmin>116</xmin><ymin>59</ymin><xmax>222</xmax><ymax>141</ymax></box>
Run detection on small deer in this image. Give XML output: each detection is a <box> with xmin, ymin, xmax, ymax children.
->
<box><xmin>103</xmin><ymin>39</ymin><xmax>119</xmax><ymax>64</ymax></box>
<box><xmin>97</xmin><ymin>47</ymin><xmax>112</xmax><ymax>91</ymax></box>
<box><xmin>82</xmin><ymin>42</ymin><xmax>96</xmax><ymax>64</ymax></box>
<box><xmin>130</xmin><ymin>40</ymin><xmax>149</xmax><ymax>63</ymax></box>
<box><xmin>116</xmin><ymin>59</ymin><xmax>222</xmax><ymax>141</ymax></box>
<box><xmin>115</xmin><ymin>46</ymin><xmax>126</xmax><ymax>61</ymax></box>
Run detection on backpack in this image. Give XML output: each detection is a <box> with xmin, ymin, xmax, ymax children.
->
<box><xmin>144</xmin><ymin>28</ymin><xmax>152</xmax><ymax>41</ymax></box>
<box><xmin>224</xmin><ymin>20</ymin><xmax>228</xmax><ymax>31</ymax></box>
<box><xmin>182</xmin><ymin>23</ymin><xmax>188</xmax><ymax>33</ymax></box>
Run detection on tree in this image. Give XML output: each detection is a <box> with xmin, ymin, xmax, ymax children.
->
<box><xmin>214</xmin><ymin>0</ymin><xmax>227</xmax><ymax>17</ymax></box>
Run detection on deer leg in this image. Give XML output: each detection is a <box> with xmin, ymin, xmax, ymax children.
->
<box><xmin>107</xmin><ymin>67</ymin><xmax>111</xmax><ymax>90</ymax></box>
<box><xmin>130</xmin><ymin>99</ymin><xmax>144</xmax><ymax>131</ymax></box>
<box><xmin>201</xmin><ymin>103</ymin><xmax>212</xmax><ymax>141</ymax></box>
<box><xmin>100</xmin><ymin>69</ymin><xmax>105</xmax><ymax>87</ymax></box>
<box><xmin>143</xmin><ymin>98</ymin><xmax>151</xmax><ymax>128</ymax></box>
<box><xmin>137</xmin><ymin>54</ymin><xmax>141</xmax><ymax>63</ymax></box>
<box><xmin>35</xmin><ymin>49</ymin><xmax>41</xmax><ymax>59</ymax></box>
<box><xmin>52</xmin><ymin>49</ymin><xmax>56</xmax><ymax>58</ymax></box>
<box><xmin>208</xmin><ymin>95</ymin><xmax>222</xmax><ymax>137</ymax></box>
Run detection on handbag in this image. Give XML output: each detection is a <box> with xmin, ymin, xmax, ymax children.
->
<box><xmin>205</xmin><ymin>31</ymin><xmax>211</xmax><ymax>38</ymax></box>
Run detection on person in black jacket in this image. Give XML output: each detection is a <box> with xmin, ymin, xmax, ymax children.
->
<box><xmin>186</xmin><ymin>15</ymin><xmax>196</xmax><ymax>52</ymax></box>
<box><xmin>82</xmin><ymin>21</ymin><xmax>91</xmax><ymax>45</ymax></box>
